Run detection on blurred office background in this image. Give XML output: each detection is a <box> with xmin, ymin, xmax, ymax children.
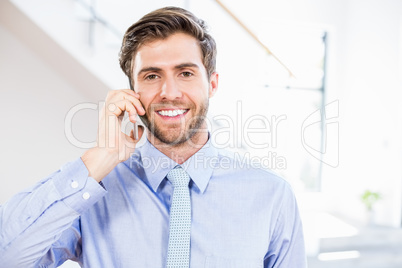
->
<box><xmin>1</xmin><ymin>0</ymin><xmax>402</xmax><ymax>267</ymax></box>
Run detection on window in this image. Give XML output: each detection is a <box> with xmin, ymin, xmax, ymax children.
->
<box><xmin>210</xmin><ymin>23</ymin><xmax>327</xmax><ymax>191</ymax></box>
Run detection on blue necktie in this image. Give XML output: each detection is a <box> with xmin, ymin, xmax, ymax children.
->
<box><xmin>166</xmin><ymin>166</ymin><xmax>191</xmax><ymax>268</ymax></box>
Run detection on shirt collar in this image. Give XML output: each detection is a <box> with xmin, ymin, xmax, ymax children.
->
<box><xmin>136</xmin><ymin>137</ymin><xmax>218</xmax><ymax>194</ymax></box>
<box><xmin>181</xmin><ymin>138</ymin><xmax>217</xmax><ymax>194</ymax></box>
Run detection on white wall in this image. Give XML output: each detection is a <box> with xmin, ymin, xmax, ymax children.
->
<box><xmin>191</xmin><ymin>0</ymin><xmax>402</xmax><ymax>226</ymax></box>
<box><xmin>322</xmin><ymin>0</ymin><xmax>402</xmax><ymax>227</ymax></box>
<box><xmin>1</xmin><ymin>0</ymin><xmax>402</xmax><ymax>229</ymax></box>
<box><xmin>0</xmin><ymin>21</ymin><xmax>100</xmax><ymax>203</ymax></box>
<box><xmin>0</xmin><ymin>0</ymin><xmax>401</xmax><ymax>266</ymax></box>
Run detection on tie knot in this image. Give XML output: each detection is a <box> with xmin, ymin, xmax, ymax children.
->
<box><xmin>167</xmin><ymin>166</ymin><xmax>190</xmax><ymax>188</ymax></box>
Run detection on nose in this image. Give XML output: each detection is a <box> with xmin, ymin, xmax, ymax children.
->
<box><xmin>160</xmin><ymin>77</ymin><xmax>182</xmax><ymax>100</ymax></box>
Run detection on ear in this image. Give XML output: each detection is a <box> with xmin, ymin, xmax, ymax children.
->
<box><xmin>208</xmin><ymin>72</ymin><xmax>219</xmax><ymax>98</ymax></box>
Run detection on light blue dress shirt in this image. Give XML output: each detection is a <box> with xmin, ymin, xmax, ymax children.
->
<box><xmin>0</xmin><ymin>138</ymin><xmax>306</xmax><ymax>267</ymax></box>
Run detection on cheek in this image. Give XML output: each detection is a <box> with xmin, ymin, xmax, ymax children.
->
<box><xmin>137</xmin><ymin>92</ymin><xmax>152</xmax><ymax>111</ymax></box>
<box><xmin>136</xmin><ymin>84</ymin><xmax>161</xmax><ymax>104</ymax></box>
<box><xmin>186</xmin><ymin>93</ymin><xmax>208</xmax><ymax>111</ymax></box>
<box><xmin>193</xmin><ymin>84</ymin><xmax>210</xmax><ymax>101</ymax></box>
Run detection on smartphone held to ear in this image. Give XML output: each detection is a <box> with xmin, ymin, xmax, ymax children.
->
<box><xmin>133</xmin><ymin>122</ymin><xmax>139</xmax><ymax>140</ymax></box>
<box><xmin>122</xmin><ymin>112</ymin><xmax>142</xmax><ymax>140</ymax></box>
<box><xmin>128</xmin><ymin>79</ymin><xmax>142</xmax><ymax>140</ymax></box>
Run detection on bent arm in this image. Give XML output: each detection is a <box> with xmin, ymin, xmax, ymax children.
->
<box><xmin>0</xmin><ymin>158</ymin><xmax>106</xmax><ymax>267</ymax></box>
<box><xmin>0</xmin><ymin>89</ymin><xmax>144</xmax><ymax>267</ymax></box>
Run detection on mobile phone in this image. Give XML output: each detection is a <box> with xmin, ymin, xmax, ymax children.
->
<box><xmin>128</xmin><ymin>78</ymin><xmax>140</xmax><ymax>140</ymax></box>
<box><xmin>133</xmin><ymin>122</ymin><xmax>139</xmax><ymax>140</ymax></box>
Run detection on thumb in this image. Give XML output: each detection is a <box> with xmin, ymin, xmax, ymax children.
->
<box><xmin>121</xmin><ymin>125</ymin><xmax>145</xmax><ymax>162</ymax></box>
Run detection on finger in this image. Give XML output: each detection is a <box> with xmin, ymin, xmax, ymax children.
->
<box><xmin>122</xmin><ymin>94</ymin><xmax>145</xmax><ymax>116</ymax></box>
<box><xmin>109</xmin><ymin>99</ymin><xmax>138</xmax><ymax>120</ymax></box>
<box><xmin>121</xmin><ymin>88</ymin><xmax>140</xmax><ymax>98</ymax></box>
<box><xmin>107</xmin><ymin>91</ymin><xmax>145</xmax><ymax>116</ymax></box>
<box><xmin>106</xmin><ymin>89</ymin><xmax>139</xmax><ymax>103</ymax></box>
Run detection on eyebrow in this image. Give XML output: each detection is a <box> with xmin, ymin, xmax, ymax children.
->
<box><xmin>174</xmin><ymin>63</ymin><xmax>200</xmax><ymax>70</ymax></box>
<box><xmin>137</xmin><ymin>63</ymin><xmax>200</xmax><ymax>76</ymax></box>
<box><xmin>137</xmin><ymin>67</ymin><xmax>162</xmax><ymax>76</ymax></box>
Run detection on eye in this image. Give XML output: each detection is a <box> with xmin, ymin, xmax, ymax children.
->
<box><xmin>181</xmin><ymin>72</ymin><xmax>193</xmax><ymax>77</ymax></box>
<box><xmin>145</xmin><ymin>74</ymin><xmax>158</xmax><ymax>80</ymax></box>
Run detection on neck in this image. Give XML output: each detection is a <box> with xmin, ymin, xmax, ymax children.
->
<box><xmin>147</xmin><ymin>128</ymin><xmax>209</xmax><ymax>165</ymax></box>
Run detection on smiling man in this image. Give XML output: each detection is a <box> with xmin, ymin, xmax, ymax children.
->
<box><xmin>0</xmin><ymin>7</ymin><xmax>306</xmax><ymax>268</ymax></box>
<box><xmin>133</xmin><ymin>32</ymin><xmax>216</xmax><ymax>154</ymax></box>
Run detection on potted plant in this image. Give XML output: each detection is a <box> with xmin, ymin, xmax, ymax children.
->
<box><xmin>360</xmin><ymin>190</ymin><xmax>382</xmax><ymax>226</ymax></box>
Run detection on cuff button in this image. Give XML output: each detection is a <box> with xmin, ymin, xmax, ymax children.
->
<box><xmin>71</xmin><ymin>181</ymin><xmax>79</xmax><ymax>189</ymax></box>
<box><xmin>82</xmin><ymin>192</ymin><xmax>91</xmax><ymax>200</ymax></box>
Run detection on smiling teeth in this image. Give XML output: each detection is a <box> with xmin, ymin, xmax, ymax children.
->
<box><xmin>158</xmin><ymin>109</ymin><xmax>186</xmax><ymax>117</ymax></box>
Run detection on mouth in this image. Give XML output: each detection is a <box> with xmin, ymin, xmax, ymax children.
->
<box><xmin>156</xmin><ymin>108</ymin><xmax>189</xmax><ymax>118</ymax></box>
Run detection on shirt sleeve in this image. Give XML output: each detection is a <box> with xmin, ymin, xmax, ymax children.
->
<box><xmin>264</xmin><ymin>184</ymin><xmax>307</xmax><ymax>268</ymax></box>
<box><xmin>0</xmin><ymin>157</ymin><xmax>107</xmax><ymax>267</ymax></box>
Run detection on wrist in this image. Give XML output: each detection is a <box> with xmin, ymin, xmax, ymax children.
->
<box><xmin>81</xmin><ymin>147</ymin><xmax>120</xmax><ymax>182</ymax></box>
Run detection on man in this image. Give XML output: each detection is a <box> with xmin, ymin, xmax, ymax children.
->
<box><xmin>0</xmin><ymin>6</ymin><xmax>306</xmax><ymax>267</ymax></box>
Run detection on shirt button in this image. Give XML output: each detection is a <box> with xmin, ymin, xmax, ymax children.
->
<box><xmin>82</xmin><ymin>192</ymin><xmax>90</xmax><ymax>200</ymax></box>
<box><xmin>71</xmin><ymin>181</ymin><xmax>79</xmax><ymax>189</ymax></box>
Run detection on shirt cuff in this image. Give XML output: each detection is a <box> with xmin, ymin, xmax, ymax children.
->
<box><xmin>52</xmin><ymin>158</ymin><xmax>107</xmax><ymax>214</ymax></box>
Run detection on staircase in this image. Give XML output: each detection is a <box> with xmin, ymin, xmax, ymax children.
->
<box><xmin>1</xmin><ymin>0</ymin><xmax>126</xmax><ymax>96</ymax></box>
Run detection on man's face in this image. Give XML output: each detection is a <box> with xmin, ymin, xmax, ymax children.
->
<box><xmin>132</xmin><ymin>32</ymin><xmax>218</xmax><ymax>146</ymax></box>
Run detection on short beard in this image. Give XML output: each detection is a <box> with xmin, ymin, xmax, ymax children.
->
<box><xmin>140</xmin><ymin>99</ymin><xmax>209</xmax><ymax>146</ymax></box>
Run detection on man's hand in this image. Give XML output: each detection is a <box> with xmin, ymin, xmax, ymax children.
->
<box><xmin>81</xmin><ymin>89</ymin><xmax>146</xmax><ymax>182</ymax></box>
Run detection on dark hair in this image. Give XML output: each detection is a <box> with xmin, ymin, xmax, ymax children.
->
<box><xmin>119</xmin><ymin>6</ymin><xmax>217</xmax><ymax>87</ymax></box>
